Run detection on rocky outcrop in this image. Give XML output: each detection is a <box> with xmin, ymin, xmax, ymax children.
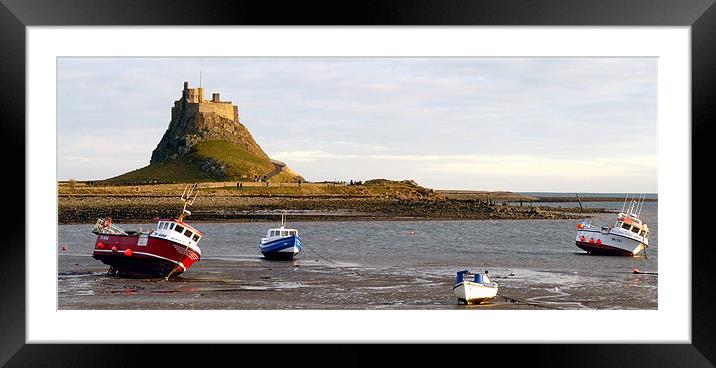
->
<box><xmin>151</xmin><ymin>111</ymin><xmax>270</xmax><ymax>165</ymax></box>
<box><xmin>107</xmin><ymin>87</ymin><xmax>303</xmax><ymax>184</ymax></box>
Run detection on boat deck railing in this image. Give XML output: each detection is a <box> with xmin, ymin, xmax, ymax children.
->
<box><xmin>93</xmin><ymin>218</ymin><xmax>128</xmax><ymax>235</ymax></box>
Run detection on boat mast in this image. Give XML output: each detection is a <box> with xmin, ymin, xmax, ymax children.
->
<box><xmin>628</xmin><ymin>195</ymin><xmax>639</xmax><ymax>217</ymax></box>
<box><xmin>178</xmin><ymin>183</ymin><xmax>199</xmax><ymax>222</ymax></box>
<box><xmin>621</xmin><ymin>192</ymin><xmax>629</xmax><ymax>214</ymax></box>
<box><xmin>636</xmin><ymin>193</ymin><xmax>646</xmax><ymax>217</ymax></box>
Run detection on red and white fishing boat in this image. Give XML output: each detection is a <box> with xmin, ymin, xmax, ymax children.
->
<box><xmin>575</xmin><ymin>194</ymin><xmax>650</xmax><ymax>256</ymax></box>
<box><xmin>92</xmin><ymin>184</ymin><xmax>204</xmax><ymax>278</ymax></box>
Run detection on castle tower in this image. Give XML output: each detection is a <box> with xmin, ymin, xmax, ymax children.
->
<box><xmin>172</xmin><ymin>81</ymin><xmax>239</xmax><ymax>121</ymax></box>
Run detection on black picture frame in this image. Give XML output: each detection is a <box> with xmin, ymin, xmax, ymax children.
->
<box><xmin>2</xmin><ymin>0</ymin><xmax>713</xmax><ymax>366</ymax></box>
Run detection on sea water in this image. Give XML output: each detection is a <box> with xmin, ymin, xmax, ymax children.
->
<box><xmin>57</xmin><ymin>201</ymin><xmax>657</xmax><ymax>309</ymax></box>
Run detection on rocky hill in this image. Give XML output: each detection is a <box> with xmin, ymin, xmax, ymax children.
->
<box><xmin>105</xmin><ymin>83</ymin><xmax>304</xmax><ymax>184</ymax></box>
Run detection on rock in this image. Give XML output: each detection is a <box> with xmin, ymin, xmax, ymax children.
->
<box><xmin>105</xmin><ymin>83</ymin><xmax>304</xmax><ymax>184</ymax></box>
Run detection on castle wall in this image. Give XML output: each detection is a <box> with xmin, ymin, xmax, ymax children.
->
<box><xmin>174</xmin><ymin>82</ymin><xmax>240</xmax><ymax>121</ymax></box>
<box><xmin>197</xmin><ymin>102</ymin><xmax>237</xmax><ymax>121</ymax></box>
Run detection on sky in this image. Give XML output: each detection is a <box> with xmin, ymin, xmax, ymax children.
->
<box><xmin>57</xmin><ymin>57</ymin><xmax>657</xmax><ymax>192</ymax></box>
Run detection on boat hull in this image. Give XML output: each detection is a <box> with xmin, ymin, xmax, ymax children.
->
<box><xmin>92</xmin><ymin>233</ymin><xmax>201</xmax><ymax>277</ymax></box>
<box><xmin>453</xmin><ymin>281</ymin><xmax>498</xmax><ymax>305</ymax></box>
<box><xmin>575</xmin><ymin>229</ymin><xmax>646</xmax><ymax>256</ymax></box>
<box><xmin>259</xmin><ymin>235</ymin><xmax>302</xmax><ymax>260</ymax></box>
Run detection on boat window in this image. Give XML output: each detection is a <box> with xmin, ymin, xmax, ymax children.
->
<box><xmin>192</xmin><ymin>234</ymin><xmax>200</xmax><ymax>242</ymax></box>
<box><xmin>631</xmin><ymin>227</ymin><xmax>640</xmax><ymax>234</ymax></box>
<box><xmin>158</xmin><ymin>222</ymin><xmax>163</xmax><ymax>229</ymax></box>
<box><xmin>169</xmin><ymin>223</ymin><xmax>175</xmax><ymax>230</ymax></box>
<box><xmin>270</xmin><ymin>231</ymin><xmax>276</xmax><ymax>237</ymax></box>
<box><xmin>290</xmin><ymin>231</ymin><xmax>297</xmax><ymax>236</ymax></box>
<box><xmin>621</xmin><ymin>223</ymin><xmax>631</xmax><ymax>230</ymax></box>
<box><xmin>184</xmin><ymin>229</ymin><xmax>193</xmax><ymax>238</ymax></box>
<box><xmin>175</xmin><ymin>225</ymin><xmax>184</xmax><ymax>233</ymax></box>
<box><xmin>281</xmin><ymin>231</ymin><xmax>288</xmax><ymax>237</ymax></box>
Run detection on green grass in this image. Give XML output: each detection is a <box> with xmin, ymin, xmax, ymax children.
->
<box><xmin>212</xmin><ymin>179</ymin><xmax>439</xmax><ymax>199</ymax></box>
<box><xmin>104</xmin><ymin>160</ymin><xmax>218</xmax><ymax>184</ymax></box>
<box><xmin>190</xmin><ymin>140</ymin><xmax>274</xmax><ymax>177</ymax></box>
<box><xmin>106</xmin><ymin>140</ymin><xmax>281</xmax><ymax>184</ymax></box>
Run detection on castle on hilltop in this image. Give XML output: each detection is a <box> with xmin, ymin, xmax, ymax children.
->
<box><xmin>172</xmin><ymin>81</ymin><xmax>239</xmax><ymax>122</ymax></box>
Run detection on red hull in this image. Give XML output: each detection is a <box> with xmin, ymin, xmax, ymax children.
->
<box><xmin>92</xmin><ymin>233</ymin><xmax>201</xmax><ymax>277</ymax></box>
<box><xmin>575</xmin><ymin>241</ymin><xmax>634</xmax><ymax>256</ymax></box>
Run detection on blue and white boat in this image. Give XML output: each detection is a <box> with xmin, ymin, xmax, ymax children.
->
<box><xmin>453</xmin><ymin>269</ymin><xmax>498</xmax><ymax>305</ymax></box>
<box><xmin>259</xmin><ymin>215</ymin><xmax>302</xmax><ymax>260</ymax></box>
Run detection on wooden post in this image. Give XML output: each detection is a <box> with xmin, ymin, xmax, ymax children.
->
<box><xmin>576</xmin><ymin>194</ymin><xmax>584</xmax><ymax>213</ymax></box>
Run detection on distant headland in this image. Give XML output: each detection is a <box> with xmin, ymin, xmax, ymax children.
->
<box><xmin>58</xmin><ymin>81</ymin><xmax>621</xmax><ymax>224</ymax></box>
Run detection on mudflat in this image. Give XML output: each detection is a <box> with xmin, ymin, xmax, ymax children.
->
<box><xmin>58</xmin><ymin>255</ymin><xmax>547</xmax><ymax>310</ymax></box>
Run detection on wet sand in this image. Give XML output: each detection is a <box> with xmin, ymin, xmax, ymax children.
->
<box><xmin>59</xmin><ymin>255</ymin><xmax>551</xmax><ymax>310</ymax></box>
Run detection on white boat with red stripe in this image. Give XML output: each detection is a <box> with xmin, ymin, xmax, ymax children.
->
<box><xmin>92</xmin><ymin>183</ymin><xmax>204</xmax><ymax>278</ymax></box>
<box><xmin>575</xmin><ymin>194</ymin><xmax>650</xmax><ymax>257</ymax></box>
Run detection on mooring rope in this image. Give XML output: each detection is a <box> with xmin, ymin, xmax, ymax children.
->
<box><xmin>301</xmin><ymin>242</ymin><xmax>337</xmax><ymax>264</ymax></box>
<box><xmin>496</xmin><ymin>294</ymin><xmax>559</xmax><ymax>309</ymax></box>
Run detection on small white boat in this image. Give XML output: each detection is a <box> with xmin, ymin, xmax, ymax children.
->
<box><xmin>575</xmin><ymin>194</ymin><xmax>650</xmax><ymax>256</ymax></box>
<box><xmin>259</xmin><ymin>214</ymin><xmax>302</xmax><ymax>260</ymax></box>
<box><xmin>453</xmin><ymin>269</ymin><xmax>498</xmax><ymax>305</ymax></box>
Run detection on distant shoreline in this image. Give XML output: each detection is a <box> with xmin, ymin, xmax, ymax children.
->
<box><xmin>525</xmin><ymin>196</ymin><xmax>657</xmax><ymax>203</ymax></box>
<box><xmin>57</xmin><ymin>181</ymin><xmax>620</xmax><ymax>225</ymax></box>
<box><xmin>58</xmin><ymin>196</ymin><xmax>609</xmax><ymax>225</ymax></box>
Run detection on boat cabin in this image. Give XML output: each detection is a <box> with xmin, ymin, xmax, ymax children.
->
<box><xmin>455</xmin><ymin>270</ymin><xmax>492</xmax><ymax>285</ymax></box>
<box><xmin>151</xmin><ymin>219</ymin><xmax>204</xmax><ymax>246</ymax></box>
<box><xmin>265</xmin><ymin>226</ymin><xmax>298</xmax><ymax>239</ymax></box>
<box><xmin>614</xmin><ymin>213</ymin><xmax>649</xmax><ymax>239</ymax></box>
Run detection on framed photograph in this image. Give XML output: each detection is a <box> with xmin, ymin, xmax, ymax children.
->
<box><xmin>3</xmin><ymin>0</ymin><xmax>714</xmax><ymax>366</ymax></box>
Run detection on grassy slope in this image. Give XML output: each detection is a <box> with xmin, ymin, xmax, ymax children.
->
<box><xmin>105</xmin><ymin>140</ymin><xmax>278</xmax><ymax>184</ymax></box>
<box><xmin>63</xmin><ymin>178</ymin><xmax>442</xmax><ymax>200</ymax></box>
<box><xmin>215</xmin><ymin>179</ymin><xmax>438</xmax><ymax>198</ymax></box>
<box><xmin>104</xmin><ymin>159</ymin><xmax>217</xmax><ymax>184</ymax></box>
<box><xmin>192</xmin><ymin>140</ymin><xmax>275</xmax><ymax>178</ymax></box>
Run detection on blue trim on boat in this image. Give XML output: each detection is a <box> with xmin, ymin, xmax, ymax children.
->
<box><xmin>455</xmin><ymin>269</ymin><xmax>469</xmax><ymax>284</ymax></box>
<box><xmin>259</xmin><ymin>235</ymin><xmax>302</xmax><ymax>254</ymax></box>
